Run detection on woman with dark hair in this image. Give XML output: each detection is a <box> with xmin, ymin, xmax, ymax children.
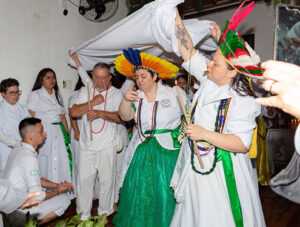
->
<box><xmin>170</xmin><ymin>3</ymin><xmax>265</xmax><ymax>227</ymax></box>
<box><xmin>27</xmin><ymin>68</ymin><xmax>72</xmax><ymax>185</ymax></box>
<box><xmin>114</xmin><ymin>48</ymin><xmax>186</xmax><ymax>226</ymax></box>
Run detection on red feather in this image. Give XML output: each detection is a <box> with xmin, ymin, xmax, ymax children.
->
<box><xmin>221</xmin><ymin>1</ymin><xmax>255</xmax><ymax>41</ymax></box>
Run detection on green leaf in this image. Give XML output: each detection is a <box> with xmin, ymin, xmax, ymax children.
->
<box><xmin>24</xmin><ymin>214</ymin><xmax>38</xmax><ymax>227</ymax></box>
<box><xmin>55</xmin><ymin>220</ymin><xmax>68</xmax><ymax>227</ymax></box>
<box><xmin>77</xmin><ymin>220</ymin><xmax>94</xmax><ymax>227</ymax></box>
<box><xmin>94</xmin><ymin>214</ymin><xmax>107</xmax><ymax>227</ymax></box>
<box><xmin>68</xmin><ymin>213</ymin><xmax>82</xmax><ymax>224</ymax></box>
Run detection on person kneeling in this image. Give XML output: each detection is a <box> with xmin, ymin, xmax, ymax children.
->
<box><xmin>3</xmin><ymin>117</ymin><xmax>73</xmax><ymax>226</ymax></box>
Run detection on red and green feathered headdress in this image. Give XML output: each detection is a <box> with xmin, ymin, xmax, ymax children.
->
<box><xmin>218</xmin><ymin>1</ymin><xmax>263</xmax><ymax>79</ymax></box>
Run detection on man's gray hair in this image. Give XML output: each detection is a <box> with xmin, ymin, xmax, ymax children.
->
<box><xmin>93</xmin><ymin>62</ymin><xmax>110</xmax><ymax>71</ymax></box>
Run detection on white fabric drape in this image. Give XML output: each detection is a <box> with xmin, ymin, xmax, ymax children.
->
<box><xmin>68</xmin><ymin>0</ymin><xmax>217</xmax><ymax>70</ymax></box>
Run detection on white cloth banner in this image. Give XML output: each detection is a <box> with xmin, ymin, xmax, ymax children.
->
<box><xmin>68</xmin><ymin>0</ymin><xmax>217</xmax><ymax>70</ymax></box>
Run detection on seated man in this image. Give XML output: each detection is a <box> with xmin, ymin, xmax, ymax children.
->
<box><xmin>3</xmin><ymin>117</ymin><xmax>73</xmax><ymax>226</ymax></box>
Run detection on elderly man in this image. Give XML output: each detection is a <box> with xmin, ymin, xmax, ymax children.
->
<box><xmin>3</xmin><ymin>118</ymin><xmax>73</xmax><ymax>226</ymax></box>
<box><xmin>0</xmin><ymin>78</ymin><xmax>29</xmax><ymax>177</ymax></box>
<box><xmin>70</xmin><ymin>61</ymin><xmax>123</xmax><ymax>220</ymax></box>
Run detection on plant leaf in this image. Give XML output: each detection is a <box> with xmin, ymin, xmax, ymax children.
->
<box><xmin>68</xmin><ymin>213</ymin><xmax>82</xmax><ymax>224</ymax></box>
<box><xmin>55</xmin><ymin>220</ymin><xmax>68</xmax><ymax>227</ymax></box>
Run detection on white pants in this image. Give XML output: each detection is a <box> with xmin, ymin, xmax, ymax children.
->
<box><xmin>77</xmin><ymin>147</ymin><xmax>116</xmax><ymax>220</ymax></box>
<box><xmin>8</xmin><ymin>193</ymin><xmax>70</xmax><ymax>227</ymax></box>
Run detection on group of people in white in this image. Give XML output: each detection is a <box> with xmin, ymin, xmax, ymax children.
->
<box><xmin>1</xmin><ymin>1</ymin><xmax>300</xmax><ymax>227</ymax></box>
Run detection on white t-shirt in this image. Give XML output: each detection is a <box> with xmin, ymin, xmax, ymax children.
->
<box><xmin>3</xmin><ymin>143</ymin><xmax>42</xmax><ymax>193</ymax></box>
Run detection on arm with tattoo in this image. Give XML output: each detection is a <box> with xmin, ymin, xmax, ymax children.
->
<box><xmin>175</xmin><ymin>8</ymin><xmax>196</xmax><ymax>62</ymax></box>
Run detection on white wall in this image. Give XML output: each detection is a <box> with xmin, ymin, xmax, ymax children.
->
<box><xmin>196</xmin><ymin>1</ymin><xmax>275</xmax><ymax>62</ymax></box>
<box><xmin>0</xmin><ymin>0</ymin><xmax>128</xmax><ymax>107</ymax></box>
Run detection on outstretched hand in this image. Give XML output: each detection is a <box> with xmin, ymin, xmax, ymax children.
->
<box><xmin>256</xmin><ymin>60</ymin><xmax>300</xmax><ymax>119</ymax></box>
<box><xmin>68</xmin><ymin>50</ymin><xmax>82</xmax><ymax>68</ymax></box>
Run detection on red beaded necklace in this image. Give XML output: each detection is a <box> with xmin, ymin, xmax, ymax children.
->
<box><xmin>91</xmin><ymin>87</ymin><xmax>108</xmax><ymax>134</ymax></box>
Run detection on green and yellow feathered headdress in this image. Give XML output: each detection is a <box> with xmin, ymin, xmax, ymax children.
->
<box><xmin>218</xmin><ymin>0</ymin><xmax>263</xmax><ymax>79</ymax></box>
<box><xmin>114</xmin><ymin>48</ymin><xmax>179</xmax><ymax>79</ymax></box>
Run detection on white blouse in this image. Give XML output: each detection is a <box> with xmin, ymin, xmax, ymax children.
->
<box><xmin>27</xmin><ymin>87</ymin><xmax>65</xmax><ymax>123</ymax></box>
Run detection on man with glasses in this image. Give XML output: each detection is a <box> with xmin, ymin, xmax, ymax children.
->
<box><xmin>0</xmin><ymin>78</ymin><xmax>29</xmax><ymax>177</ymax></box>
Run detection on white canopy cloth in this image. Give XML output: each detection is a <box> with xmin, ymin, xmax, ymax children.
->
<box><xmin>68</xmin><ymin>0</ymin><xmax>217</xmax><ymax>70</ymax></box>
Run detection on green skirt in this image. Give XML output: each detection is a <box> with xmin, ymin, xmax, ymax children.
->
<box><xmin>115</xmin><ymin>137</ymin><xmax>179</xmax><ymax>227</ymax></box>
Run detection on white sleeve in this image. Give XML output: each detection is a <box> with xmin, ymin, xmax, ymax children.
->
<box><xmin>182</xmin><ymin>51</ymin><xmax>208</xmax><ymax>83</ymax></box>
<box><xmin>0</xmin><ymin>179</ymin><xmax>27</xmax><ymax>213</ymax></box>
<box><xmin>21</xmin><ymin>156</ymin><xmax>42</xmax><ymax>191</ymax></box>
<box><xmin>73</xmin><ymin>87</ymin><xmax>87</xmax><ymax>105</ymax></box>
<box><xmin>78</xmin><ymin>66</ymin><xmax>93</xmax><ymax>87</ymax></box>
<box><xmin>68</xmin><ymin>93</ymin><xmax>75</xmax><ymax>109</ymax></box>
<box><xmin>225</xmin><ymin>97</ymin><xmax>261</xmax><ymax>149</ymax></box>
<box><xmin>0</xmin><ymin>132</ymin><xmax>20</xmax><ymax>147</ymax></box>
<box><xmin>114</xmin><ymin>91</ymin><xmax>123</xmax><ymax>111</ymax></box>
<box><xmin>27</xmin><ymin>91</ymin><xmax>38</xmax><ymax>112</ymax></box>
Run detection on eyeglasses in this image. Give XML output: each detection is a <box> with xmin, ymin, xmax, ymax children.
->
<box><xmin>5</xmin><ymin>90</ymin><xmax>22</xmax><ymax>96</ymax></box>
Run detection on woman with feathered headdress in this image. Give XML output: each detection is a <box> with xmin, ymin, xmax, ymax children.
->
<box><xmin>114</xmin><ymin>48</ymin><xmax>186</xmax><ymax>226</ymax></box>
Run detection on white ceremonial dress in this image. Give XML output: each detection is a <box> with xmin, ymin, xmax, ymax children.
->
<box><xmin>0</xmin><ymin>100</ymin><xmax>29</xmax><ymax>177</ymax></box>
<box><xmin>170</xmin><ymin>52</ymin><xmax>265</xmax><ymax>227</ymax></box>
<box><xmin>119</xmin><ymin>82</ymin><xmax>186</xmax><ymax>188</ymax></box>
<box><xmin>27</xmin><ymin>87</ymin><xmax>71</xmax><ymax>184</ymax></box>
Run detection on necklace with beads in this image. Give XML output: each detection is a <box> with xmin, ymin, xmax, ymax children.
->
<box><xmin>91</xmin><ymin>87</ymin><xmax>108</xmax><ymax>134</ymax></box>
<box><xmin>189</xmin><ymin>98</ymin><xmax>232</xmax><ymax>175</ymax></box>
<box><xmin>136</xmin><ymin>98</ymin><xmax>159</xmax><ymax>143</ymax></box>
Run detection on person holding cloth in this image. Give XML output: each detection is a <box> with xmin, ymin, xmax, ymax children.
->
<box><xmin>171</xmin><ymin>1</ymin><xmax>265</xmax><ymax>226</ymax></box>
<box><xmin>70</xmin><ymin>62</ymin><xmax>123</xmax><ymax>220</ymax></box>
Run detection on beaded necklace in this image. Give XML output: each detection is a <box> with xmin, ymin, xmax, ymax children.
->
<box><xmin>137</xmin><ymin>98</ymin><xmax>159</xmax><ymax>143</ymax></box>
<box><xmin>91</xmin><ymin>87</ymin><xmax>108</xmax><ymax>134</ymax></box>
<box><xmin>189</xmin><ymin>98</ymin><xmax>232</xmax><ymax>175</ymax></box>
<box><xmin>189</xmin><ymin>101</ymin><xmax>214</xmax><ymax>153</ymax></box>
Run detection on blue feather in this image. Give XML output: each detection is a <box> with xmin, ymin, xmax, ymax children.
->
<box><xmin>123</xmin><ymin>48</ymin><xmax>142</xmax><ymax>66</ymax></box>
